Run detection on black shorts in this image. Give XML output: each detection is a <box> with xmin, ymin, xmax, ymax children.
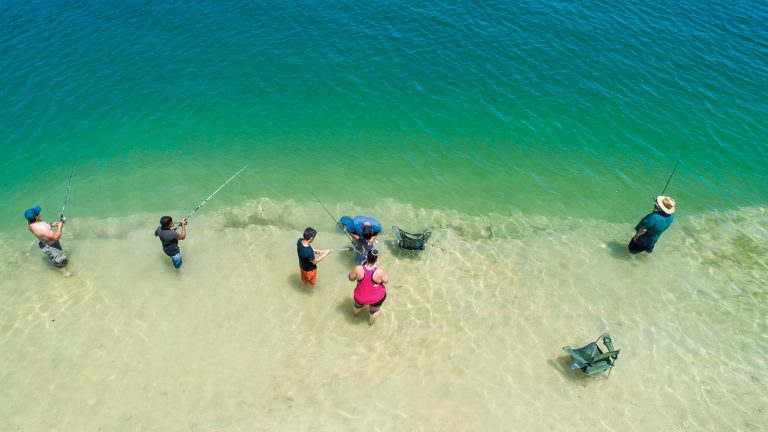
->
<box><xmin>355</xmin><ymin>293</ymin><xmax>387</xmax><ymax>308</ymax></box>
<box><xmin>628</xmin><ymin>238</ymin><xmax>654</xmax><ymax>254</ymax></box>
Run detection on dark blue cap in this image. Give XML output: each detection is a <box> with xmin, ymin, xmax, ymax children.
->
<box><xmin>24</xmin><ymin>206</ymin><xmax>41</xmax><ymax>222</ymax></box>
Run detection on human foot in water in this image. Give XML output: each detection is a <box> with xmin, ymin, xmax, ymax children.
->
<box><xmin>368</xmin><ymin>311</ymin><xmax>379</xmax><ymax>325</ymax></box>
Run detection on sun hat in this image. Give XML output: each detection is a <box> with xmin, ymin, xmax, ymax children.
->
<box><xmin>24</xmin><ymin>206</ymin><xmax>41</xmax><ymax>222</ymax></box>
<box><xmin>655</xmin><ymin>196</ymin><xmax>676</xmax><ymax>215</ymax></box>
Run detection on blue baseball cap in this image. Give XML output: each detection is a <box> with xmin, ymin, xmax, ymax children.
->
<box><xmin>24</xmin><ymin>206</ymin><xmax>41</xmax><ymax>222</ymax></box>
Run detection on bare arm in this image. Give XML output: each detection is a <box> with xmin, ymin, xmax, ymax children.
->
<box><xmin>633</xmin><ymin>227</ymin><xmax>648</xmax><ymax>241</ymax></box>
<box><xmin>348</xmin><ymin>265</ymin><xmax>363</xmax><ymax>281</ymax></box>
<box><xmin>373</xmin><ymin>268</ymin><xmax>389</xmax><ymax>284</ymax></box>
<box><xmin>179</xmin><ymin>220</ymin><xmax>187</xmax><ymax>240</ymax></box>
<box><xmin>312</xmin><ymin>249</ymin><xmax>331</xmax><ymax>265</ymax></box>
<box><xmin>50</xmin><ymin>221</ymin><xmax>64</xmax><ymax>241</ymax></box>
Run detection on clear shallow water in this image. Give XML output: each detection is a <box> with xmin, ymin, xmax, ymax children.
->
<box><xmin>0</xmin><ymin>200</ymin><xmax>766</xmax><ymax>431</ymax></box>
<box><xmin>1</xmin><ymin>0</ymin><xmax>767</xmax><ymax>430</ymax></box>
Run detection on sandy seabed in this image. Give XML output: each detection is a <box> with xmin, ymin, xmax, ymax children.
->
<box><xmin>1</xmin><ymin>199</ymin><xmax>766</xmax><ymax>431</ymax></box>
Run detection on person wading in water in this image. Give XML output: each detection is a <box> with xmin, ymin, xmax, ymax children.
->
<box><xmin>25</xmin><ymin>206</ymin><xmax>69</xmax><ymax>268</ymax></box>
<box><xmin>348</xmin><ymin>248</ymin><xmax>389</xmax><ymax>325</ymax></box>
<box><xmin>629</xmin><ymin>195</ymin><xmax>676</xmax><ymax>254</ymax></box>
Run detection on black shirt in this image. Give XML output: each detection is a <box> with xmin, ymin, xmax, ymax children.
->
<box><xmin>155</xmin><ymin>226</ymin><xmax>180</xmax><ymax>256</ymax></box>
<box><xmin>297</xmin><ymin>239</ymin><xmax>316</xmax><ymax>271</ymax></box>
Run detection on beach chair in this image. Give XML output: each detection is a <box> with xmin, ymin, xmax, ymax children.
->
<box><xmin>563</xmin><ymin>332</ymin><xmax>620</xmax><ymax>376</ymax></box>
<box><xmin>392</xmin><ymin>226</ymin><xmax>432</xmax><ymax>250</ymax></box>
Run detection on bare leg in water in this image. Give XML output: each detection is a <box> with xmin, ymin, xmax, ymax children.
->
<box><xmin>368</xmin><ymin>305</ymin><xmax>381</xmax><ymax>325</ymax></box>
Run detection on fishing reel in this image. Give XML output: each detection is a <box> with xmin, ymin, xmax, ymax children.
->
<box><xmin>60</xmin><ymin>216</ymin><xmax>67</xmax><ymax>223</ymax></box>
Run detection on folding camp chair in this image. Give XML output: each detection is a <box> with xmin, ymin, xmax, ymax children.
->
<box><xmin>563</xmin><ymin>332</ymin><xmax>620</xmax><ymax>376</ymax></box>
<box><xmin>392</xmin><ymin>226</ymin><xmax>432</xmax><ymax>250</ymax></box>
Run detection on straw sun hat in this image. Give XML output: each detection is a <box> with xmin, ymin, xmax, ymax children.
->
<box><xmin>655</xmin><ymin>196</ymin><xmax>676</xmax><ymax>215</ymax></box>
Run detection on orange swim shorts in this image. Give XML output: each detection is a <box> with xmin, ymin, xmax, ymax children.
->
<box><xmin>300</xmin><ymin>268</ymin><xmax>317</xmax><ymax>286</ymax></box>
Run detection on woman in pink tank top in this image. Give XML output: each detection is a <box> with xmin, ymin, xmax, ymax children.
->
<box><xmin>348</xmin><ymin>248</ymin><xmax>389</xmax><ymax>325</ymax></box>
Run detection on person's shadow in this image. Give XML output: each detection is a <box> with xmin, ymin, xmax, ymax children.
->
<box><xmin>335</xmin><ymin>297</ymin><xmax>369</xmax><ymax>325</ymax></box>
<box><xmin>286</xmin><ymin>273</ymin><xmax>313</xmax><ymax>295</ymax></box>
<box><xmin>606</xmin><ymin>240</ymin><xmax>632</xmax><ymax>261</ymax></box>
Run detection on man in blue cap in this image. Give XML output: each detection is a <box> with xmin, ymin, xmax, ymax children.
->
<box><xmin>25</xmin><ymin>206</ymin><xmax>68</xmax><ymax>268</ymax></box>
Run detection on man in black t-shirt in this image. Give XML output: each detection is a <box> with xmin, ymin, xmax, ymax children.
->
<box><xmin>297</xmin><ymin>227</ymin><xmax>330</xmax><ymax>287</ymax></box>
<box><xmin>155</xmin><ymin>215</ymin><xmax>187</xmax><ymax>269</ymax></box>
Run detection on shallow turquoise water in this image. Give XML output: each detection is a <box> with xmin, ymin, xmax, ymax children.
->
<box><xmin>1</xmin><ymin>0</ymin><xmax>766</xmax><ymax>232</ymax></box>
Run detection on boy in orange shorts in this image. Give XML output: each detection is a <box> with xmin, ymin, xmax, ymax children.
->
<box><xmin>297</xmin><ymin>227</ymin><xmax>331</xmax><ymax>287</ymax></box>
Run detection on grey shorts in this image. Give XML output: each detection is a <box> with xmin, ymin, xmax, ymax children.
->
<box><xmin>39</xmin><ymin>241</ymin><xmax>68</xmax><ymax>268</ymax></box>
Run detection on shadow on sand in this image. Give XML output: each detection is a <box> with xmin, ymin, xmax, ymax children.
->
<box><xmin>382</xmin><ymin>239</ymin><xmax>430</xmax><ymax>262</ymax></box>
<box><xmin>547</xmin><ymin>355</ymin><xmax>596</xmax><ymax>385</ymax></box>
<box><xmin>335</xmin><ymin>297</ymin><xmax>371</xmax><ymax>325</ymax></box>
<box><xmin>286</xmin><ymin>273</ymin><xmax>314</xmax><ymax>295</ymax></box>
<box><xmin>605</xmin><ymin>240</ymin><xmax>633</xmax><ymax>261</ymax></box>
<box><xmin>548</xmin><ymin>354</ymin><xmax>614</xmax><ymax>385</ymax></box>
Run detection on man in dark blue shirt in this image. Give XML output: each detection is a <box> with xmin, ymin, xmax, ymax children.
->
<box><xmin>629</xmin><ymin>196</ymin><xmax>676</xmax><ymax>254</ymax></box>
<box><xmin>155</xmin><ymin>216</ymin><xmax>187</xmax><ymax>268</ymax></box>
<box><xmin>297</xmin><ymin>227</ymin><xmax>330</xmax><ymax>287</ymax></box>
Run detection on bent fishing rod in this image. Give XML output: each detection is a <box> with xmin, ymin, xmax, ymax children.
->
<box><xmin>59</xmin><ymin>172</ymin><xmax>74</xmax><ymax>223</ymax></box>
<box><xmin>660</xmin><ymin>142</ymin><xmax>688</xmax><ymax>196</ymax></box>
<box><xmin>175</xmin><ymin>165</ymin><xmax>248</xmax><ymax>230</ymax></box>
<box><xmin>311</xmin><ymin>193</ymin><xmax>365</xmax><ymax>258</ymax></box>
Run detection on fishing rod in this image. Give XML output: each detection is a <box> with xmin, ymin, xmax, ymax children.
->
<box><xmin>660</xmin><ymin>142</ymin><xmax>688</xmax><ymax>196</ymax></box>
<box><xmin>328</xmin><ymin>247</ymin><xmax>354</xmax><ymax>252</ymax></box>
<box><xmin>310</xmin><ymin>193</ymin><xmax>365</xmax><ymax>258</ymax></box>
<box><xmin>175</xmin><ymin>165</ymin><xmax>248</xmax><ymax>230</ymax></box>
<box><xmin>59</xmin><ymin>172</ymin><xmax>74</xmax><ymax>223</ymax></box>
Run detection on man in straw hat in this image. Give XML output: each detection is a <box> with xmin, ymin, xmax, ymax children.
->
<box><xmin>628</xmin><ymin>196</ymin><xmax>676</xmax><ymax>254</ymax></box>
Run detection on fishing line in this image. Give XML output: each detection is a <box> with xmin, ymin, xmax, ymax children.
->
<box><xmin>310</xmin><ymin>192</ymin><xmax>365</xmax><ymax>258</ymax></box>
<box><xmin>59</xmin><ymin>170</ymin><xmax>74</xmax><ymax>222</ymax></box>
<box><xmin>30</xmin><ymin>161</ymin><xmax>76</xmax><ymax>216</ymax></box>
<box><xmin>175</xmin><ymin>165</ymin><xmax>248</xmax><ymax>230</ymax></box>
<box><xmin>660</xmin><ymin>142</ymin><xmax>688</xmax><ymax>196</ymax></box>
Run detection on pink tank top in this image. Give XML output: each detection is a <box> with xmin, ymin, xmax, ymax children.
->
<box><xmin>354</xmin><ymin>266</ymin><xmax>386</xmax><ymax>305</ymax></box>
